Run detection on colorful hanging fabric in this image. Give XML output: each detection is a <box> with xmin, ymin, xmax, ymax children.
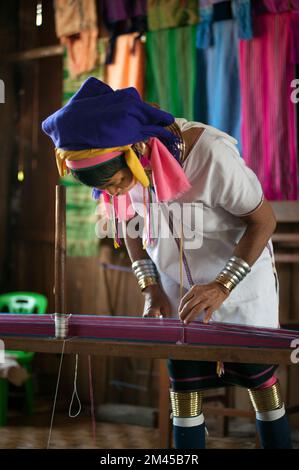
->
<box><xmin>239</xmin><ymin>12</ymin><xmax>298</xmax><ymax>200</ymax></box>
<box><xmin>194</xmin><ymin>19</ymin><xmax>241</xmax><ymax>149</ymax></box>
<box><xmin>61</xmin><ymin>46</ymin><xmax>106</xmax><ymax>256</ymax></box>
<box><xmin>252</xmin><ymin>0</ymin><xmax>299</xmax><ymax>14</ymax></box>
<box><xmin>197</xmin><ymin>0</ymin><xmax>253</xmax><ymax>49</ymax></box>
<box><xmin>105</xmin><ymin>32</ymin><xmax>145</xmax><ymax>98</ymax></box>
<box><xmin>252</xmin><ymin>0</ymin><xmax>299</xmax><ymax>63</ymax></box>
<box><xmin>98</xmin><ymin>0</ymin><xmax>147</xmax><ymax>64</ymax></box>
<box><xmin>60</xmin><ymin>175</ymin><xmax>100</xmax><ymax>257</ymax></box>
<box><xmin>145</xmin><ymin>25</ymin><xmax>197</xmax><ymax>121</ymax></box>
<box><xmin>147</xmin><ymin>0</ymin><xmax>199</xmax><ymax>31</ymax></box>
<box><xmin>63</xmin><ymin>39</ymin><xmax>107</xmax><ymax>105</ymax></box>
<box><xmin>54</xmin><ymin>0</ymin><xmax>99</xmax><ymax>78</ymax></box>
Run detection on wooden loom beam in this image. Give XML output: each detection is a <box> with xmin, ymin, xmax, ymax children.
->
<box><xmin>1</xmin><ymin>335</ymin><xmax>293</xmax><ymax>365</ymax></box>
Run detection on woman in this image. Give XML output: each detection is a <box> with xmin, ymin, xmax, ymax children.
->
<box><xmin>42</xmin><ymin>77</ymin><xmax>292</xmax><ymax>449</ymax></box>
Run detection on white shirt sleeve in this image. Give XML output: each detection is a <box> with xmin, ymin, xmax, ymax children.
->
<box><xmin>200</xmin><ymin>137</ymin><xmax>264</xmax><ymax>216</ymax></box>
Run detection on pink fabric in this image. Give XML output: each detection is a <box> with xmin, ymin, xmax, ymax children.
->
<box><xmin>149</xmin><ymin>137</ymin><xmax>191</xmax><ymax>202</ymax></box>
<box><xmin>102</xmin><ymin>190</ymin><xmax>135</xmax><ymax>222</ymax></box>
<box><xmin>239</xmin><ymin>12</ymin><xmax>298</xmax><ymax>200</ymax></box>
<box><xmin>66</xmin><ymin>151</ymin><xmax>123</xmax><ymax>170</ymax></box>
<box><xmin>255</xmin><ymin>375</ymin><xmax>277</xmax><ymax>390</ymax></box>
<box><xmin>101</xmin><ymin>137</ymin><xmax>192</xmax><ymax>222</ymax></box>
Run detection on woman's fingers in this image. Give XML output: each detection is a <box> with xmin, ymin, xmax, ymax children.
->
<box><xmin>178</xmin><ymin>286</ymin><xmax>196</xmax><ymax>311</ymax></box>
<box><xmin>203</xmin><ymin>307</ymin><xmax>214</xmax><ymax>324</ymax></box>
<box><xmin>181</xmin><ymin>301</ymin><xmax>208</xmax><ymax>324</ymax></box>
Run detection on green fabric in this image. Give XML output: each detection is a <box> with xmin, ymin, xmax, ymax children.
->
<box><xmin>60</xmin><ymin>175</ymin><xmax>100</xmax><ymax>257</ymax></box>
<box><xmin>145</xmin><ymin>25</ymin><xmax>197</xmax><ymax>121</ymax></box>
<box><xmin>61</xmin><ymin>40</ymin><xmax>106</xmax><ymax>257</ymax></box>
<box><xmin>147</xmin><ymin>0</ymin><xmax>199</xmax><ymax>31</ymax></box>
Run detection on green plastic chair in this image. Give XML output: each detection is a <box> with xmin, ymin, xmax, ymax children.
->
<box><xmin>0</xmin><ymin>292</ymin><xmax>47</xmax><ymax>426</ymax></box>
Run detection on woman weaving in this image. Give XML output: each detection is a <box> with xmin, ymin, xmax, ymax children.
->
<box><xmin>42</xmin><ymin>77</ymin><xmax>292</xmax><ymax>449</ymax></box>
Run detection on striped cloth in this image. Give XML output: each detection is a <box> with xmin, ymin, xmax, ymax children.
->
<box><xmin>239</xmin><ymin>12</ymin><xmax>298</xmax><ymax>200</ymax></box>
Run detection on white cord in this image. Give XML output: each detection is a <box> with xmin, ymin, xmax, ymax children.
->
<box><xmin>69</xmin><ymin>354</ymin><xmax>82</xmax><ymax>418</ymax></box>
<box><xmin>47</xmin><ymin>340</ymin><xmax>66</xmax><ymax>449</ymax></box>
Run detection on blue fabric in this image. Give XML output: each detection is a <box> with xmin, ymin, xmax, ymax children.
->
<box><xmin>41</xmin><ymin>77</ymin><xmax>176</xmax><ymax>151</ymax></box>
<box><xmin>231</xmin><ymin>0</ymin><xmax>253</xmax><ymax>39</ymax></box>
<box><xmin>173</xmin><ymin>422</ymin><xmax>205</xmax><ymax>449</ymax></box>
<box><xmin>256</xmin><ymin>414</ymin><xmax>293</xmax><ymax>449</ymax></box>
<box><xmin>196</xmin><ymin>0</ymin><xmax>252</xmax><ymax>49</ymax></box>
<box><xmin>194</xmin><ymin>19</ymin><xmax>241</xmax><ymax>151</ymax></box>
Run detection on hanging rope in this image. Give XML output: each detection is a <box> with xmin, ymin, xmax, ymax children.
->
<box><xmin>69</xmin><ymin>354</ymin><xmax>82</xmax><ymax>418</ymax></box>
<box><xmin>88</xmin><ymin>355</ymin><xmax>97</xmax><ymax>447</ymax></box>
<box><xmin>47</xmin><ymin>340</ymin><xmax>66</xmax><ymax>449</ymax></box>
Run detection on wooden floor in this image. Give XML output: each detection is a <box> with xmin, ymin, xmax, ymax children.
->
<box><xmin>0</xmin><ymin>416</ymin><xmax>257</xmax><ymax>449</ymax></box>
<box><xmin>0</xmin><ymin>402</ymin><xmax>257</xmax><ymax>449</ymax></box>
<box><xmin>1</xmin><ymin>399</ymin><xmax>298</xmax><ymax>449</ymax></box>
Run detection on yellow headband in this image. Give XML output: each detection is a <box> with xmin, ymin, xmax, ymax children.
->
<box><xmin>55</xmin><ymin>145</ymin><xmax>150</xmax><ymax>188</ymax></box>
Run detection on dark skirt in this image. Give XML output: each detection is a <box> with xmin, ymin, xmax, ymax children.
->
<box><xmin>168</xmin><ymin>359</ymin><xmax>278</xmax><ymax>391</ymax></box>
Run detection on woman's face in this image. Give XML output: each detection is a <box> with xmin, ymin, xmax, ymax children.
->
<box><xmin>97</xmin><ymin>167</ymin><xmax>136</xmax><ymax>196</ymax></box>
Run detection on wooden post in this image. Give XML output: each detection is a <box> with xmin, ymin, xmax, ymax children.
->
<box><xmin>55</xmin><ymin>185</ymin><xmax>66</xmax><ymax>315</ymax></box>
<box><xmin>159</xmin><ymin>359</ymin><xmax>172</xmax><ymax>448</ymax></box>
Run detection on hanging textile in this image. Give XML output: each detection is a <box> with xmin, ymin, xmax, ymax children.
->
<box><xmin>239</xmin><ymin>12</ymin><xmax>298</xmax><ymax>200</ymax></box>
<box><xmin>61</xmin><ymin>45</ymin><xmax>106</xmax><ymax>256</ymax></box>
<box><xmin>145</xmin><ymin>25</ymin><xmax>197</xmax><ymax>121</ymax></box>
<box><xmin>54</xmin><ymin>0</ymin><xmax>99</xmax><ymax>78</ymax></box>
<box><xmin>147</xmin><ymin>0</ymin><xmax>199</xmax><ymax>31</ymax></box>
<box><xmin>63</xmin><ymin>39</ymin><xmax>108</xmax><ymax>105</ymax></box>
<box><xmin>98</xmin><ymin>0</ymin><xmax>147</xmax><ymax>64</ymax></box>
<box><xmin>252</xmin><ymin>0</ymin><xmax>299</xmax><ymax>64</ymax></box>
<box><xmin>60</xmin><ymin>175</ymin><xmax>100</xmax><ymax>257</ymax></box>
<box><xmin>105</xmin><ymin>33</ymin><xmax>145</xmax><ymax>97</ymax></box>
<box><xmin>252</xmin><ymin>0</ymin><xmax>299</xmax><ymax>14</ymax></box>
<box><xmin>195</xmin><ymin>19</ymin><xmax>241</xmax><ymax>148</ymax></box>
<box><xmin>197</xmin><ymin>0</ymin><xmax>253</xmax><ymax>48</ymax></box>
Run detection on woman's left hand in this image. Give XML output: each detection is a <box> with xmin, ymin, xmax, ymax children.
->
<box><xmin>179</xmin><ymin>282</ymin><xmax>230</xmax><ymax>325</ymax></box>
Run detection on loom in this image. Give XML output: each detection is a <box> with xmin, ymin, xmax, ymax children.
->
<box><xmin>0</xmin><ymin>186</ymin><xmax>298</xmax><ymax>449</ymax></box>
<box><xmin>0</xmin><ymin>186</ymin><xmax>297</xmax><ymax>365</ymax></box>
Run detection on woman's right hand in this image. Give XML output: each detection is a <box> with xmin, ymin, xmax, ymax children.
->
<box><xmin>142</xmin><ymin>284</ymin><xmax>172</xmax><ymax>318</ymax></box>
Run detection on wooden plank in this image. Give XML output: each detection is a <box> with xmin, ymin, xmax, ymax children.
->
<box><xmin>270</xmin><ymin>202</ymin><xmax>299</xmax><ymax>223</ymax></box>
<box><xmin>2</xmin><ymin>45</ymin><xmax>64</xmax><ymax>63</ymax></box>
<box><xmin>275</xmin><ymin>253</ymin><xmax>299</xmax><ymax>263</ymax></box>
<box><xmin>1</xmin><ymin>335</ymin><xmax>294</xmax><ymax>364</ymax></box>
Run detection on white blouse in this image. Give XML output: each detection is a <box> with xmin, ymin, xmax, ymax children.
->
<box><xmin>129</xmin><ymin>119</ymin><xmax>279</xmax><ymax>328</ymax></box>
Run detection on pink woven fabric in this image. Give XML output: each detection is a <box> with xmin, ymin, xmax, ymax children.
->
<box><xmin>239</xmin><ymin>12</ymin><xmax>298</xmax><ymax>200</ymax></box>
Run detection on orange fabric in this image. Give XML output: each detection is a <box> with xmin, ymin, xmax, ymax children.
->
<box><xmin>61</xmin><ymin>29</ymin><xmax>99</xmax><ymax>79</ymax></box>
<box><xmin>105</xmin><ymin>33</ymin><xmax>145</xmax><ymax>98</ymax></box>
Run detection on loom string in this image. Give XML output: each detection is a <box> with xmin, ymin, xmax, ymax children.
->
<box><xmin>69</xmin><ymin>353</ymin><xmax>82</xmax><ymax>418</ymax></box>
<box><xmin>142</xmin><ymin>186</ymin><xmax>148</xmax><ymax>249</ymax></box>
<box><xmin>47</xmin><ymin>339</ymin><xmax>66</xmax><ymax>449</ymax></box>
<box><xmin>88</xmin><ymin>355</ymin><xmax>97</xmax><ymax>447</ymax></box>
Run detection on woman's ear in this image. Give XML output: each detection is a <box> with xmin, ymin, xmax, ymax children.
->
<box><xmin>133</xmin><ymin>141</ymin><xmax>148</xmax><ymax>156</ymax></box>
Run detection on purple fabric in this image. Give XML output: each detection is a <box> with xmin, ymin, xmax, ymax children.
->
<box><xmin>99</xmin><ymin>0</ymin><xmax>147</xmax><ymax>23</ymax></box>
<box><xmin>0</xmin><ymin>314</ymin><xmax>298</xmax><ymax>350</ymax></box>
<box><xmin>252</xmin><ymin>0</ymin><xmax>299</xmax><ymax>13</ymax></box>
<box><xmin>42</xmin><ymin>77</ymin><xmax>176</xmax><ymax>151</ymax></box>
